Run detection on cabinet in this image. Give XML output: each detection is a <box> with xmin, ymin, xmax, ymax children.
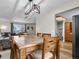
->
<box><xmin>65</xmin><ymin>22</ymin><xmax>72</xmax><ymax>42</ymax></box>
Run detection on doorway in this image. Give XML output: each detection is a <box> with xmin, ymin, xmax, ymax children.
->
<box><xmin>55</xmin><ymin>16</ymin><xmax>65</xmax><ymax>42</ymax></box>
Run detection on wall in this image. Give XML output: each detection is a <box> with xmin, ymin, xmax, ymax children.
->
<box><xmin>0</xmin><ymin>19</ymin><xmax>11</xmax><ymax>32</ymax></box>
<box><xmin>0</xmin><ymin>17</ymin><xmax>36</xmax><ymax>32</ymax></box>
<box><xmin>54</xmin><ymin>0</ymin><xmax>79</xmax><ymax>14</ymax></box>
<box><xmin>36</xmin><ymin>12</ymin><xmax>56</xmax><ymax>36</ymax></box>
<box><xmin>36</xmin><ymin>0</ymin><xmax>79</xmax><ymax>36</ymax></box>
<box><xmin>56</xmin><ymin>7</ymin><xmax>79</xmax><ymax>22</ymax></box>
<box><xmin>55</xmin><ymin>7</ymin><xmax>79</xmax><ymax>42</ymax></box>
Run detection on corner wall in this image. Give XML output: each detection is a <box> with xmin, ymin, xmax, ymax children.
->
<box><xmin>36</xmin><ymin>12</ymin><xmax>56</xmax><ymax>36</ymax></box>
<box><xmin>36</xmin><ymin>0</ymin><xmax>79</xmax><ymax>36</ymax></box>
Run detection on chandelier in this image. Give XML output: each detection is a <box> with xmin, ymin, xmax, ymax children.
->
<box><xmin>25</xmin><ymin>0</ymin><xmax>40</xmax><ymax>16</ymax></box>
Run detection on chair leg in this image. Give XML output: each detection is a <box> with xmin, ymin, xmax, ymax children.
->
<box><xmin>0</xmin><ymin>54</ymin><xmax>2</xmax><ymax>58</ymax></box>
<box><xmin>50</xmin><ymin>51</ymin><xmax>55</xmax><ymax>59</ymax></box>
<box><xmin>53</xmin><ymin>54</ymin><xmax>55</xmax><ymax>59</ymax></box>
<box><xmin>28</xmin><ymin>54</ymin><xmax>35</xmax><ymax>59</ymax></box>
<box><xmin>10</xmin><ymin>48</ymin><xmax>14</xmax><ymax>59</ymax></box>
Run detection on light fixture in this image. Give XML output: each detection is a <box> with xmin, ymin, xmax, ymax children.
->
<box><xmin>0</xmin><ymin>25</ymin><xmax>7</xmax><ymax>30</ymax></box>
<box><xmin>25</xmin><ymin>0</ymin><xmax>40</xmax><ymax>16</ymax></box>
<box><xmin>56</xmin><ymin>16</ymin><xmax>66</xmax><ymax>21</ymax></box>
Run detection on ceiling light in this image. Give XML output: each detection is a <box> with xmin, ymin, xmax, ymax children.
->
<box><xmin>56</xmin><ymin>16</ymin><xmax>66</xmax><ymax>21</ymax></box>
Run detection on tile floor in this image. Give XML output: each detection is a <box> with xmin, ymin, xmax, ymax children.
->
<box><xmin>60</xmin><ymin>42</ymin><xmax>72</xmax><ymax>59</ymax></box>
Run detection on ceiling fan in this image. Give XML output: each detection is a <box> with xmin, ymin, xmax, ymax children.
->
<box><xmin>25</xmin><ymin>0</ymin><xmax>42</xmax><ymax>16</ymax></box>
<box><xmin>24</xmin><ymin>0</ymin><xmax>44</xmax><ymax>10</ymax></box>
<box><xmin>16</xmin><ymin>0</ymin><xmax>44</xmax><ymax>19</ymax></box>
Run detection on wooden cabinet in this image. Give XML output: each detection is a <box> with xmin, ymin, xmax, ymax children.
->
<box><xmin>65</xmin><ymin>22</ymin><xmax>72</xmax><ymax>42</ymax></box>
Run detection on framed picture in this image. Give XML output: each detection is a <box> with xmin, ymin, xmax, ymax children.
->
<box><xmin>25</xmin><ymin>23</ymin><xmax>36</xmax><ymax>35</ymax></box>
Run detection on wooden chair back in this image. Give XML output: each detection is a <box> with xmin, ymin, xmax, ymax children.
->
<box><xmin>42</xmin><ymin>35</ymin><xmax>60</xmax><ymax>59</ymax></box>
<box><xmin>42</xmin><ymin>33</ymin><xmax>51</xmax><ymax>37</ymax></box>
<box><xmin>51</xmin><ymin>37</ymin><xmax>60</xmax><ymax>59</ymax></box>
<box><xmin>37</xmin><ymin>33</ymin><xmax>42</xmax><ymax>37</ymax></box>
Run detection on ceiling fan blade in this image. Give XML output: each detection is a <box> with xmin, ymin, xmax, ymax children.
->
<box><xmin>24</xmin><ymin>2</ymin><xmax>30</xmax><ymax>9</ymax></box>
<box><xmin>23</xmin><ymin>0</ymin><xmax>35</xmax><ymax>9</ymax></box>
<box><xmin>19</xmin><ymin>2</ymin><xmax>30</xmax><ymax>13</ymax></box>
<box><xmin>25</xmin><ymin>8</ymin><xmax>33</xmax><ymax>15</ymax></box>
<box><xmin>25</xmin><ymin>11</ymin><xmax>36</xmax><ymax>20</ymax></box>
<box><xmin>38</xmin><ymin>0</ymin><xmax>45</xmax><ymax>5</ymax></box>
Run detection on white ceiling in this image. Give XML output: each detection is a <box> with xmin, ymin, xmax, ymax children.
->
<box><xmin>0</xmin><ymin>0</ymin><xmax>76</xmax><ymax>21</ymax></box>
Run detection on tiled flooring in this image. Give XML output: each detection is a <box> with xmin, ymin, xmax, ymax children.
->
<box><xmin>0</xmin><ymin>50</ymin><xmax>10</xmax><ymax>59</ymax></box>
<box><xmin>60</xmin><ymin>41</ymin><xmax>72</xmax><ymax>59</ymax></box>
<box><xmin>0</xmin><ymin>41</ymin><xmax>72</xmax><ymax>59</ymax></box>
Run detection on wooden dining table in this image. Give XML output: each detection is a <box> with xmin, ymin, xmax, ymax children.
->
<box><xmin>10</xmin><ymin>36</ymin><xmax>43</xmax><ymax>59</ymax></box>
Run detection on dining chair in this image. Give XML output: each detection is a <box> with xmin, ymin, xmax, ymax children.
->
<box><xmin>25</xmin><ymin>35</ymin><xmax>43</xmax><ymax>54</ymax></box>
<box><xmin>50</xmin><ymin>37</ymin><xmax>60</xmax><ymax>59</ymax></box>
<box><xmin>42</xmin><ymin>33</ymin><xmax>51</xmax><ymax>37</ymax></box>
<box><xmin>37</xmin><ymin>33</ymin><xmax>43</xmax><ymax>37</ymax></box>
<box><xmin>30</xmin><ymin>34</ymin><xmax>60</xmax><ymax>59</ymax></box>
